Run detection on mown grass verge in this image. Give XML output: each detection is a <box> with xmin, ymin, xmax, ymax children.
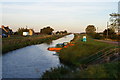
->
<box><xmin>2</xmin><ymin>34</ymin><xmax>70</xmax><ymax>54</ymax></box>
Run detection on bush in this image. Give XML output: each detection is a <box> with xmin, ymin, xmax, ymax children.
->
<box><xmin>109</xmin><ymin>34</ymin><xmax>119</xmax><ymax>40</ymax></box>
<box><xmin>77</xmin><ymin>62</ymin><xmax>120</xmax><ymax>78</ymax></box>
<box><xmin>41</xmin><ymin>66</ymin><xmax>72</xmax><ymax>79</ymax></box>
<box><xmin>90</xmin><ymin>33</ymin><xmax>103</xmax><ymax>39</ymax></box>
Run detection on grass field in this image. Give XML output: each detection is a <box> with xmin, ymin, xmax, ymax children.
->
<box><xmin>2</xmin><ymin>34</ymin><xmax>69</xmax><ymax>54</ymax></box>
<box><xmin>41</xmin><ymin>34</ymin><xmax>119</xmax><ymax>78</ymax></box>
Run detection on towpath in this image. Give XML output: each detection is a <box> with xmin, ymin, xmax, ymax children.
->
<box><xmin>95</xmin><ymin>39</ymin><xmax>119</xmax><ymax>45</ymax></box>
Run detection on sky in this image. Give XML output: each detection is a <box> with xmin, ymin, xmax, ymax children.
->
<box><xmin>0</xmin><ymin>0</ymin><xmax>119</xmax><ymax>33</ymax></box>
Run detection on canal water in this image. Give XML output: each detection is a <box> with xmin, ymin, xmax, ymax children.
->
<box><xmin>2</xmin><ymin>34</ymin><xmax>74</xmax><ymax>78</ymax></box>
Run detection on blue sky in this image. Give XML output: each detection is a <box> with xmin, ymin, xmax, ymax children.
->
<box><xmin>1</xmin><ymin>0</ymin><xmax>119</xmax><ymax>32</ymax></box>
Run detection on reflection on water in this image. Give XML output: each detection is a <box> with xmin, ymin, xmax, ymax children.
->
<box><xmin>2</xmin><ymin>34</ymin><xmax>74</xmax><ymax>78</ymax></box>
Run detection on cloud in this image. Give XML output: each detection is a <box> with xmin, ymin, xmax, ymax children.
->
<box><xmin>1</xmin><ymin>2</ymin><xmax>118</xmax><ymax>32</ymax></box>
<box><xmin>2</xmin><ymin>2</ymin><xmax>115</xmax><ymax>15</ymax></box>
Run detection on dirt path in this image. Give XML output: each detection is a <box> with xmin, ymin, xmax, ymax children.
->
<box><xmin>95</xmin><ymin>39</ymin><xmax>120</xmax><ymax>45</ymax></box>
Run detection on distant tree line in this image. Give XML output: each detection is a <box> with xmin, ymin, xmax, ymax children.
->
<box><xmin>14</xmin><ymin>28</ymin><xmax>29</xmax><ymax>35</ymax></box>
<box><xmin>85</xmin><ymin>25</ymin><xmax>119</xmax><ymax>40</ymax></box>
<box><xmin>40</xmin><ymin>26</ymin><xmax>67</xmax><ymax>35</ymax></box>
<box><xmin>103</xmin><ymin>28</ymin><xmax>118</xmax><ymax>39</ymax></box>
<box><xmin>14</xmin><ymin>26</ymin><xmax>54</xmax><ymax>35</ymax></box>
<box><xmin>56</xmin><ymin>30</ymin><xmax>67</xmax><ymax>34</ymax></box>
<box><xmin>40</xmin><ymin>26</ymin><xmax>54</xmax><ymax>35</ymax></box>
<box><xmin>15</xmin><ymin>26</ymin><xmax>68</xmax><ymax>36</ymax></box>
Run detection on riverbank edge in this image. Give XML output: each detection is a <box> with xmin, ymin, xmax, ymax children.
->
<box><xmin>2</xmin><ymin>34</ymin><xmax>71</xmax><ymax>54</ymax></box>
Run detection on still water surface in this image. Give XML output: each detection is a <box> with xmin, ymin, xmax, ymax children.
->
<box><xmin>2</xmin><ymin>34</ymin><xmax>74</xmax><ymax>78</ymax></box>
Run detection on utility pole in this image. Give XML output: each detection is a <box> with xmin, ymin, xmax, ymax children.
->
<box><xmin>26</xmin><ymin>25</ymin><xmax>28</xmax><ymax>29</ymax></box>
<box><xmin>118</xmin><ymin>1</ymin><xmax>120</xmax><ymax>35</ymax></box>
<box><xmin>107</xmin><ymin>22</ymin><xmax>109</xmax><ymax>39</ymax></box>
<box><xmin>96</xmin><ymin>27</ymin><xmax>98</xmax><ymax>33</ymax></box>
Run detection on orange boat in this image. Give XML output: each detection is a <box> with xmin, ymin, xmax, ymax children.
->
<box><xmin>67</xmin><ymin>43</ymin><xmax>75</xmax><ymax>46</ymax></box>
<box><xmin>47</xmin><ymin>42</ymin><xmax>75</xmax><ymax>52</ymax></box>
<box><xmin>47</xmin><ymin>47</ymin><xmax>62</xmax><ymax>51</ymax></box>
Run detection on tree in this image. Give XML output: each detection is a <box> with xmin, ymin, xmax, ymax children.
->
<box><xmin>103</xmin><ymin>28</ymin><xmax>116</xmax><ymax>39</ymax></box>
<box><xmin>63</xmin><ymin>30</ymin><xmax>67</xmax><ymax>34</ymax></box>
<box><xmin>109</xmin><ymin>13</ymin><xmax>120</xmax><ymax>31</ymax></box>
<box><xmin>40</xmin><ymin>26</ymin><xmax>54</xmax><ymax>35</ymax></box>
<box><xmin>85</xmin><ymin>25</ymin><xmax>96</xmax><ymax>34</ymax></box>
<box><xmin>92</xmin><ymin>33</ymin><xmax>103</xmax><ymax>39</ymax></box>
<box><xmin>17</xmin><ymin>28</ymin><xmax>29</xmax><ymax>35</ymax></box>
<box><xmin>56</xmin><ymin>31</ymin><xmax>60</xmax><ymax>34</ymax></box>
<box><xmin>103</xmin><ymin>28</ymin><xmax>116</xmax><ymax>35</ymax></box>
<box><xmin>56</xmin><ymin>30</ymin><xmax>67</xmax><ymax>34</ymax></box>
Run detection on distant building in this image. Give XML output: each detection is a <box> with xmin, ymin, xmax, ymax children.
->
<box><xmin>22</xmin><ymin>29</ymin><xmax>34</xmax><ymax>36</ymax></box>
<box><xmin>23</xmin><ymin>32</ymin><xmax>29</xmax><ymax>36</ymax></box>
<box><xmin>29</xmin><ymin>29</ymin><xmax>34</xmax><ymax>36</ymax></box>
<box><xmin>0</xmin><ymin>25</ymin><xmax>13</xmax><ymax>37</ymax></box>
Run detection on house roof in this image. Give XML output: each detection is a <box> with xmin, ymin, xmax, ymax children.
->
<box><xmin>0</xmin><ymin>28</ymin><xmax>7</xmax><ymax>35</ymax></box>
<box><xmin>4</xmin><ymin>27</ymin><xmax>9</xmax><ymax>30</ymax></box>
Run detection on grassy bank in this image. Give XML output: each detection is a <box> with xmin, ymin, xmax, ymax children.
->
<box><xmin>41</xmin><ymin>34</ymin><xmax>119</xmax><ymax>78</ymax></box>
<box><xmin>59</xmin><ymin>34</ymin><xmax>117</xmax><ymax>66</ymax></box>
<box><xmin>2</xmin><ymin>34</ymin><xmax>70</xmax><ymax>54</ymax></box>
<box><xmin>42</xmin><ymin>61</ymin><xmax>119</xmax><ymax>78</ymax></box>
<box><xmin>75</xmin><ymin>61</ymin><xmax>119</xmax><ymax>78</ymax></box>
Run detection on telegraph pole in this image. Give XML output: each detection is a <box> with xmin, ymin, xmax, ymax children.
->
<box><xmin>96</xmin><ymin>27</ymin><xmax>98</xmax><ymax>33</ymax></box>
<box><xmin>118</xmin><ymin>1</ymin><xmax>120</xmax><ymax>35</ymax></box>
<box><xmin>26</xmin><ymin>25</ymin><xmax>28</xmax><ymax>29</ymax></box>
<box><xmin>107</xmin><ymin>22</ymin><xmax>109</xmax><ymax>39</ymax></box>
